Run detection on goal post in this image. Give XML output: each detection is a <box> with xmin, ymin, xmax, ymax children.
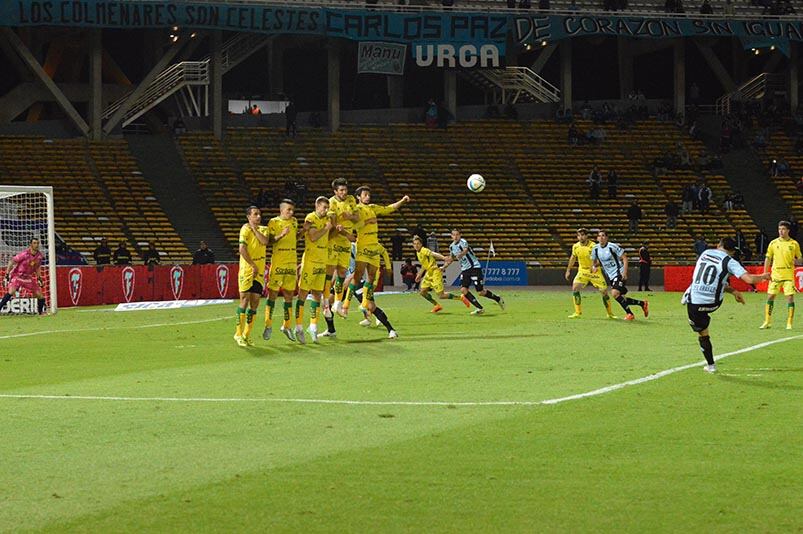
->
<box><xmin>0</xmin><ymin>185</ymin><xmax>58</xmax><ymax>314</ymax></box>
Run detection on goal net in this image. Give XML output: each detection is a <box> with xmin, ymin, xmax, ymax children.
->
<box><xmin>0</xmin><ymin>186</ymin><xmax>57</xmax><ymax>315</ymax></box>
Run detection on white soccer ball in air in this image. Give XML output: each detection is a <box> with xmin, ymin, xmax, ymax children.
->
<box><xmin>467</xmin><ymin>174</ymin><xmax>486</xmax><ymax>193</ymax></box>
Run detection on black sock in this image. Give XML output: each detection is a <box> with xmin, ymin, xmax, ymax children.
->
<box><xmin>0</xmin><ymin>293</ymin><xmax>11</xmax><ymax>311</ymax></box>
<box><xmin>699</xmin><ymin>335</ymin><xmax>714</xmax><ymax>365</ymax></box>
<box><xmin>465</xmin><ymin>291</ymin><xmax>483</xmax><ymax>309</ymax></box>
<box><xmin>325</xmin><ymin>314</ymin><xmax>336</xmax><ymax>334</ymax></box>
<box><xmin>615</xmin><ymin>295</ymin><xmax>632</xmax><ymax>314</ymax></box>
<box><xmin>37</xmin><ymin>298</ymin><xmax>46</xmax><ymax>314</ymax></box>
<box><xmin>483</xmin><ymin>290</ymin><xmax>501</xmax><ymax>303</ymax></box>
<box><xmin>625</xmin><ymin>297</ymin><xmax>643</xmax><ymax>306</ymax></box>
<box><xmin>373</xmin><ymin>306</ymin><xmax>394</xmax><ymax>332</ymax></box>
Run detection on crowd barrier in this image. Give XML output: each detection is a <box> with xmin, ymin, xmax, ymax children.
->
<box><xmin>55</xmin><ymin>264</ymin><xmax>385</xmax><ymax>308</ymax></box>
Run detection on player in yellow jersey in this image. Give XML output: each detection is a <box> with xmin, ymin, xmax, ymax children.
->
<box><xmin>234</xmin><ymin>206</ymin><xmax>269</xmax><ymax>347</ymax></box>
<box><xmin>358</xmin><ymin>242</ymin><xmax>392</xmax><ymax>327</ymax></box>
<box><xmin>412</xmin><ymin>235</ymin><xmax>466</xmax><ymax>313</ymax></box>
<box><xmin>760</xmin><ymin>220</ymin><xmax>802</xmax><ymax>330</ymax></box>
<box><xmin>564</xmin><ymin>228</ymin><xmax>615</xmax><ymax>319</ymax></box>
<box><xmin>342</xmin><ymin>185</ymin><xmax>410</xmax><ymax>338</ymax></box>
<box><xmin>263</xmin><ymin>199</ymin><xmax>300</xmax><ymax>342</ymax></box>
<box><xmin>296</xmin><ymin>197</ymin><xmax>333</xmax><ymax>343</ymax></box>
<box><xmin>322</xmin><ymin>178</ymin><xmax>359</xmax><ymax>336</ymax></box>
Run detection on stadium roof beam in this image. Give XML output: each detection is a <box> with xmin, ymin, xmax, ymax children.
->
<box><xmin>790</xmin><ymin>43</ymin><xmax>799</xmax><ymax>112</ymax></box>
<box><xmin>529</xmin><ymin>43</ymin><xmax>557</xmax><ymax>75</ymax></box>
<box><xmin>328</xmin><ymin>40</ymin><xmax>340</xmax><ymax>133</ymax></box>
<box><xmin>0</xmin><ymin>28</ymin><xmax>89</xmax><ymax>136</ymax></box>
<box><xmin>693</xmin><ymin>39</ymin><xmax>737</xmax><ymax>93</ymax></box>
<box><xmin>89</xmin><ymin>29</ymin><xmax>102</xmax><ymax>141</ymax></box>
<box><xmin>674</xmin><ymin>39</ymin><xmax>685</xmax><ymax>116</ymax></box>
<box><xmin>102</xmin><ymin>35</ymin><xmax>191</xmax><ymax>135</ymax></box>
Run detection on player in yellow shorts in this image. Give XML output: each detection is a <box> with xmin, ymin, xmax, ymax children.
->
<box><xmin>263</xmin><ymin>199</ymin><xmax>300</xmax><ymax>342</ymax></box>
<box><xmin>760</xmin><ymin>220</ymin><xmax>802</xmax><ymax>330</ymax></box>
<box><xmin>323</xmin><ymin>178</ymin><xmax>359</xmax><ymax>335</ymax></box>
<box><xmin>412</xmin><ymin>235</ymin><xmax>466</xmax><ymax>313</ymax></box>
<box><xmin>564</xmin><ymin>227</ymin><xmax>615</xmax><ymax>319</ymax></box>
<box><xmin>234</xmin><ymin>206</ymin><xmax>269</xmax><ymax>347</ymax></box>
<box><xmin>296</xmin><ymin>196</ymin><xmax>333</xmax><ymax>343</ymax></box>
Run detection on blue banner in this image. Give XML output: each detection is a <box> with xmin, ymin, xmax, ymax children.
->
<box><xmin>451</xmin><ymin>261</ymin><xmax>528</xmax><ymax>287</ymax></box>
<box><xmin>4</xmin><ymin>1</ymin><xmax>507</xmax><ymax>50</ymax></box>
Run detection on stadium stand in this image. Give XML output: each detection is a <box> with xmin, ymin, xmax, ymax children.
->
<box><xmin>761</xmin><ymin>132</ymin><xmax>803</xmax><ymax>219</ymax></box>
<box><xmin>0</xmin><ymin>136</ymin><xmax>190</xmax><ymax>263</ymax></box>
<box><xmin>176</xmin><ymin>119</ymin><xmax>760</xmax><ymax>266</ymax></box>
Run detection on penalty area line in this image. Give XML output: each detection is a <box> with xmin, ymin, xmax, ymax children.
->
<box><xmin>0</xmin><ymin>335</ymin><xmax>801</xmax><ymax>407</ymax></box>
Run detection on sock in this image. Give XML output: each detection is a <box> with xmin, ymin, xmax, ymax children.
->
<box><xmin>788</xmin><ymin>302</ymin><xmax>795</xmax><ymax>325</ymax></box>
<box><xmin>235</xmin><ymin>306</ymin><xmax>246</xmax><ymax>337</ymax></box>
<box><xmin>333</xmin><ymin>276</ymin><xmax>345</xmax><ymax>301</ymax></box>
<box><xmin>323</xmin><ymin>275</ymin><xmax>333</xmax><ymax>301</ymax></box>
<box><xmin>465</xmin><ymin>291</ymin><xmax>483</xmax><ymax>309</ymax></box>
<box><xmin>572</xmin><ymin>291</ymin><xmax>582</xmax><ymax>314</ymax></box>
<box><xmin>422</xmin><ymin>292</ymin><xmax>437</xmax><ymax>305</ymax></box>
<box><xmin>283</xmin><ymin>301</ymin><xmax>292</xmax><ymax>328</ymax></box>
<box><xmin>37</xmin><ymin>298</ymin><xmax>46</xmax><ymax>314</ymax></box>
<box><xmin>343</xmin><ymin>283</ymin><xmax>357</xmax><ymax>309</ymax></box>
<box><xmin>625</xmin><ymin>297</ymin><xmax>643</xmax><ymax>306</ymax></box>
<box><xmin>363</xmin><ymin>281</ymin><xmax>374</xmax><ymax>302</ymax></box>
<box><xmin>310</xmin><ymin>300</ymin><xmax>320</xmax><ymax>327</ymax></box>
<box><xmin>699</xmin><ymin>335</ymin><xmax>714</xmax><ymax>365</ymax></box>
<box><xmin>0</xmin><ymin>293</ymin><xmax>11</xmax><ymax>311</ymax></box>
<box><xmin>373</xmin><ymin>306</ymin><xmax>394</xmax><ymax>332</ymax></box>
<box><xmin>264</xmin><ymin>299</ymin><xmax>275</xmax><ymax>327</ymax></box>
<box><xmin>243</xmin><ymin>309</ymin><xmax>256</xmax><ymax>338</ymax></box>
<box><xmin>602</xmin><ymin>294</ymin><xmax>612</xmax><ymax>315</ymax></box>
<box><xmin>295</xmin><ymin>299</ymin><xmax>305</xmax><ymax>327</ymax></box>
<box><xmin>483</xmin><ymin>290</ymin><xmax>501</xmax><ymax>303</ymax></box>
<box><xmin>325</xmin><ymin>314</ymin><xmax>336</xmax><ymax>333</ymax></box>
<box><xmin>615</xmin><ymin>295</ymin><xmax>633</xmax><ymax>314</ymax></box>
<box><xmin>765</xmin><ymin>300</ymin><xmax>774</xmax><ymax>324</ymax></box>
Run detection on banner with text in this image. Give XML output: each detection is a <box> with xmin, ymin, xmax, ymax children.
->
<box><xmin>450</xmin><ymin>260</ymin><xmax>528</xmax><ymax>286</ymax></box>
<box><xmin>358</xmin><ymin>41</ymin><xmax>406</xmax><ymax>75</ymax></box>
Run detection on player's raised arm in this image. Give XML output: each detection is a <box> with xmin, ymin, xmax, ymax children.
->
<box><xmin>375</xmin><ymin>195</ymin><xmax>411</xmax><ymax>215</ymax></box>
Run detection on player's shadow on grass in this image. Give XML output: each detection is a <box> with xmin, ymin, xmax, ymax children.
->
<box><xmin>717</xmin><ymin>373</ymin><xmax>803</xmax><ymax>392</ymax></box>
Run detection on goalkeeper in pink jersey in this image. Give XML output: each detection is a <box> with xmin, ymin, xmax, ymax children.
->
<box><xmin>1</xmin><ymin>237</ymin><xmax>46</xmax><ymax>315</ymax></box>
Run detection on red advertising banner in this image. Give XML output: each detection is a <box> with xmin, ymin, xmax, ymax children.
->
<box><xmin>664</xmin><ymin>266</ymin><xmax>803</xmax><ymax>292</ymax></box>
<box><xmin>55</xmin><ymin>264</ymin><xmax>386</xmax><ymax>308</ymax></box>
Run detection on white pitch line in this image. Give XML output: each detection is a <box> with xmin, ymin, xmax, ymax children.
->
<box><xmin>1</xmin><ymin>335</ymin><xmax>800</xmax><ymax>407</ymax></box>
<box><xmin>0</xmin><ymin>316</ymin><xmax>230</xmax><ymax>340</ymax></box>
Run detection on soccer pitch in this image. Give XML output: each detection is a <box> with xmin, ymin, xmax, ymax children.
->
<box><xmin>1</xmin><ymin>290</ymin><xmax>801</xmax><ymax>532</ymax></box>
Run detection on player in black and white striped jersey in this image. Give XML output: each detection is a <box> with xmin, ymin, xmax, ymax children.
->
<box><xmin>683</xmin><ymin>237</ymin><xmax>770</xmax><ymax>373</ymax></box>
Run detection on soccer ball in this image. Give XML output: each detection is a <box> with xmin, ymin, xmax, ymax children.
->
<box><xmin>467</xmin><ymin>174</ymin><xmax>485</xmax><ymax>193</ymax></box>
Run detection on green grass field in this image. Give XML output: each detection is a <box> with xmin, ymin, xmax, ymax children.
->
<box><xmin>1</xmin><ymin>289</ymin><xmax>801</xmax><ymax>532</ymax></box>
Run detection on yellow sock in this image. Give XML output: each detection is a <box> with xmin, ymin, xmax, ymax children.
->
<box><xmin>343</xmin><ymin>283</ymin><xmax>357</xmax><ymax>310</ymax></box>
<box><xmin>235</xmin><ymin>306</ymin><xmax>245</xmax><ymax>337</ymax></box>
<box><xmin>765</xmin><ymin>300</ymin><xmax>774</xmax><ymax>324</ymax></box>
<box><xmin>788</xmin><ymin>303</ymin><xmax>795</xmax><ymax>326</ymax></box>
<box><xmin>295</xmin><ymin>299</ymin><xmax>305</xmax><ymax>327</ymax></box>
<box><xmin>283</xmin><ymin>301</ymin><xmax>292</xmax><ymax>328</ymax></box>
<box><xmin>323</xmin><ymin>276</ymin><xmax>333</xmax><ymax>302</ymax></box>
<box><xmin>264</xmin><ymin>299</ymin><xmax>275</xmax><ymax>328</ymax></box>
<box><xmin>243</xmin><ymin>309</ymin><xmax>256</xmax><ymax>338</ymax></box>
<box><xmin>310</xmin><ymin>301</ymin><xmax>320</xmax><ymax>326</ymax></box>
<box><xmin>572</xmin><ymin>292</ymin><xmax>581</xmax><ymax>314</ymax></box>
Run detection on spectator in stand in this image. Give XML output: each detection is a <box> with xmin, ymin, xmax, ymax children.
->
<box><xmin>681</xmin><ymin>184</ymin><xmax>694</xmax><ymax>213</ymax></box>
<box><xmin>250</xmin><ymin>104</ymin><xmax>262</xmax><ymax>117</ymax></box>
<box><xmin>723</xmin><ymin>193</ymin><xmax>734</xmax><ymax>211</ymax></box>
<box><xmin>425</xmin><ymin>99</ymin><xmax>438</xmax><ymax>127</ymax></box>
<box><xmin>698</xmin><ymin>183</ymin><xmax>712</xmax><ymax>215</ymax></box>
<box><xmin>113</xmin><ymin>240</ymin><xmax>132</xmax><ymax>265</ymax></box>
<box><xmin>142</xmin><ymin>243</ymin><xmax>161</xmax><ymax>266</ymax></box>
<box><xmin>638</xmin><ymin>241</ymin><xmax>652</xmax><ymax>292</ymax></box>
<box><xmin>607</xmin><ymin>169</ymin><xmax>618</xmax><ymax>199</ymax></box>
<box><xmin>587</xmin><ymin>126</ymin><xmax>607</xmax><ymax>144</ymax></box>
<box><xmin>694</xmin><ymin>235</ymin><xmax>708</xmax><ymax>256</ymax></box>
<box><xmin>677</xmin><ymin>142</ymin><xmax>691</xmax><ymax>168</ymax></box>
<box><xmin>665</xmin><ymin>200</ymin><xmax>680</xmax><ymax>228</ymax></box>
<box><xmin>400</xmin><ymin>258</ymin><xmax>419</xmax><ymax>291</ymax></box>
<box><xmin>93</xmin><ymin>238</ymin><xmax>111</xmax><ymax>265</ymax></box>
<box><xmin>770</xmin><ymin>158</ymin><xmax>791</xmax><ymax>177</ymax></box>
<box><xmin>789</xmin><ymin>214</ymin><xmax>799</xmax><ymax>239</ymax></box>
<box><xmin>568</xmin><ymin>122</ymin><xmax>580</xmax><ymax>145</ymax></box>
<box><xmin>390</xmin><ymin>231</ymin><xmax>404</xmax><ymax>261</ymax></box>
<box><xmin>588</xmin><ymin>166</ymin><xmax>602</xmax><ymax>199</ymax></box>
<box><xmin>797</xmin><ymin>176</ymin><xmax>803</xmax><ymax>194</ymax></box>
<box><xmin>700</xmin><ymin>0</ymin><xmax>713</xmax><ymax>13</ymax></box>
<box><xmin>192</xmin><ymin>241</ymin><xmax>215</xmax><ymax>265</ymax></box>
<box><xmin>285</xmin><ymin>99</ymin><xmax>297</xmax><ymax>138</ymax></box>
<box><xmin>627</xmin><ymin>200</ymin><xmax>642</xmax><ymax>233</ymax></box>
<box><xmin>732</xmin><ymin>190</ymin><xmax>744</xmax><ymax>208</ymax></box>
<box><xmin>755</xmin><ymin>229</ymin><xmax>770</xmax><ymax>258</ymax></box>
